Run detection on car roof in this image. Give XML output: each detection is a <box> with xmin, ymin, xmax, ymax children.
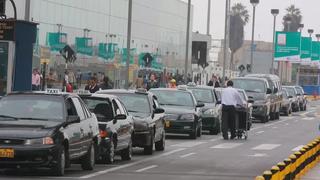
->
<box><xmin>6</xmin><ymin>91</ymin><xmax>77</xmax><ymax>100</ymax></box>
<box><xmin>232</xmin><ymin>77</ymin><xmax>268</xmax><ymax>82</ymax></box>
<box><xmin>97</xmin><ymin>89</ymin><xmax>154</xmax><ymax>97</ymax></box>
<box><xmin>150</xmin><ymin>88</ymin><xmax>192</xmax><ymax>93</ymax></box>
<box><xmin>246</xmin><ymin>74</ymin><xmax>280</xmax><ymax>80</ymax></box>
<box><xmin>79</xmin><ymin>93</ymin><xmax>119</xmax><ymax>99</ymax></box>
<box><xmin>185</xmin><ymin>85</ymin><xmax>215</xmax><ymax>90</ymax></box>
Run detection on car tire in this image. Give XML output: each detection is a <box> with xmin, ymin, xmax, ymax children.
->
<box><xmin>284</xmin><ymin>109</ymin><xmax>289</xmax><ymax>116</ymax></box>
<box><xmin>51</xmin><ymin>147</ymin><xmax>65</xmax><ymax>176</ymax></box>
<box><xmin>275</xmin><ymin>112</ymin><xmax>280</xmax><ymax>120</ymax></box>
<box><xmin>81</xmin><ymin>143</ymin><xmax>95</xmax><ymax>170</ymax></box>
<box><xmin>101</xmin><ymin>140</ymin><xmax>115</xmax><ymax>164</ymax></box>
<box><xmin>197</xmin><ymin>126</ymin><xmax>202</xmax><ymax>137</ymax></box>
<box><xmin>190</xmin><ymin>128</ymin><xmax>197</xmax><ymax>139</ymax></box>
<box><xmin>155</xmin><ymin>131</ymin><xmax>165</xmax><ymax>151</ymax></box>
<box><xmin>304</xmin><ymin>105</ymin><xmax>307</xmax><ymax>111</ymax></box>
<box><xmin>262</xmin><ymin>115</ymin><xmax>269</xmax><ymax>123</ymax></box>
<box><xmin>121</xmin><ymin>139</ymin><xmax>132</xmax><ymax>161</ymax></box>
<box><xmin>144</xmin><ymin>136</ymin><xmax>154</xmax><ymax>155</ymax></box>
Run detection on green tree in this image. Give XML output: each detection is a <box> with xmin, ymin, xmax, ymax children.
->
<box><xmin>282</xmin><ymin>5</ymin><xmax>302</xmax><ymax>32</ymax></box>
<box><xmin>229</xmin><ymin>3</ymin><xmax>249</xmax><ymax>70</ymax></box>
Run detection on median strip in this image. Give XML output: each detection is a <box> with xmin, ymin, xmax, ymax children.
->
<box><xmin>255</xmin><ymin>137</ymin><xmax>320</xmax><ymax>180</ymax></box>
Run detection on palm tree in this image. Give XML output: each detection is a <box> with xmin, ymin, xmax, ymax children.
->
<box><xmin>282</xmin><ymin>5</ymin><xmax>302</xmax><ymax>32</ymax></box>
<box><xmin>229</xmin><ymin>3</ymin><xmax>250</xmax><ymax>70</ymax></box>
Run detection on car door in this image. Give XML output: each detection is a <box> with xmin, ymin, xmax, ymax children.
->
<box><xmin>71</xmin><ymin>97</ymin><xmax>91</xmax><ymax>155</ymax></box>
<box><xmin>111</xmin><ymin>99</ymin><xmax>125</xmax><ymax>150</ymax></box>
<box><xmin>64</xmin><ymin>98</ymin><xmax>82</xmax><ymax>159</ymax></box>
<box><xmin>114</xmin><ymin>99</ymin><xmax>132</xmax><ymax>149</ymax></box>
<box><xmin>152</xmin><ymin>96</ymin><xmax>164</xmax><ymax>142</ymax></box>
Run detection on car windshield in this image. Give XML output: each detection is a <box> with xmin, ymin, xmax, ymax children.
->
<box><xmin>295</xmin><ymin>87</ymin><xmax>303</xmax><ymax>95</ymax></box>
<box><xmin>284</xmin><ymin>88</ymin><xmax>296</xmax><ymax>97</ymax></box>
<box><xmin>0</xmin><ymin>95</ymin><xmax>64</xmax><ymax>121</ymax></box>
<box><xmin>115</xmin><ymin>94</ymin><xmax>151</xmax><ymax>114</ymax></box>
<box><xmin>238</xmin><ymin>90</ymin><xmax>247</xmax><ymax>101</ymax></box>
<box><xmin>189</xmin><ymin>88</ymin><xmax>215</xmax><ymax>103</ymax></box>
<box><xmin>233</xmin><ymin>79</ymin><xmax>266</xmax><ymax>93</ymax></box>
<box><xmin>82</xmin><ymin>97</ymin><xmax>114</xmax><ymax>122</ymax></box>
<box><xmin>151</xmin><ymin>90</ymin><xmax>195</xmax><ymax>107</ymax></box>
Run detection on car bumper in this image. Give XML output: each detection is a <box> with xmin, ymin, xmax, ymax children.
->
<box><xmin>98</xmin><ymin>137</ymin><xmax>111</xmax><ymax>156</ymax></box>
<box><xmin>164</xmin><ymin>120</ymin><xmax>196</xmax><ymax>135</ymax></box>
<box><xmin>0</xmin><ymin>145</ymin><xmax>59</xmax><ymax>168</ymax></box>
<box><xmin>201</xmin><ymin>115</ymin><xmax>219</xmax><ymax>130</ymax></box>
<box><xmin>132</xmin><ymin>130</ymin><xmax>153</xmax><ymax>147</ymax></box>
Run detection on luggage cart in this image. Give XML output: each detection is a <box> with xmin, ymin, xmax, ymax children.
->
<box><xmin>235</xmin><ymin>105</ymin><xmax>252</xmax><ymax>140</ymax></box>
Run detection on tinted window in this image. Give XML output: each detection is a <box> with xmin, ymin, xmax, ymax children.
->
<box><xmin>189</xmin><ymin>88</ymin><xmax>215</xmax><ymax>103</ymax></box>
<box><xmin>72</xmin><ymin>98</ymin><xmax>86</xmax><ymax>120</ymax></box>
<box><xmin>114</xmin><ymin>94</ymin><xmax>151</xmax><ymax>114</ymax></box>
<box><xmin>0</xmin><ymin>95</ymin><xmax>64</xmax><ymax>121</ymax></box>
<box><xmin>284</xmin><ymin>87</ymin><xmax>296</xmax><ymax>97</ymax></box>
<box><xmin>233</xmin><ymin>79</ymin><xmax>266</xmax><ymax>93</ymax></box>
<box><xmin>82</xmin><ymin>97</ymin><xmax>114</xmax><ymax>122</ymax></box>
<box><xmin>151</xmin><ymin>90</ymin><xmax>195</xmax><ymax>107</ymax></box>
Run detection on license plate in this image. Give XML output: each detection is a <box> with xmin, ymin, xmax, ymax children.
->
<box><xmin>165</xmin><ymin>121</ymin><xmax>170</xmax><ymax>128</ymax></box>
<box><xmin>0</xmin><ymin>149</ymin><xmax>14</xmax><ymax>158</ymax></box>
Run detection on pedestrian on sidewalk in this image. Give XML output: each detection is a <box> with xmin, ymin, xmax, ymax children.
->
<box><xmin>221</xmin><ymin>80</ymin><xmax>245</xmax><ymax>140</ymax></box>
<box><xmin>32</xmin><ymin>68</ymin><xmax>41</xmax><ymax>91</ymax></box>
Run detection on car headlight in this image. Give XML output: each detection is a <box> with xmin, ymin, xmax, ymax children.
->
<box><xmin>25</xmin><ymin>137</ymin><xmax>54</xmax><ymax>145</ymax></box>
<box><xmin>254</xmin><ymin>100</ymin><xmax>269</xmax><ymax>105</ymax></box>
<box><xmin>203</xmin><ymin>108</ymin><xmax>218</xmax><ymax>115</ymax></box>
<box><xmin>180</xmin><ymin>114</ymin><xmax>195</xmax><ymax>120</ymax></box>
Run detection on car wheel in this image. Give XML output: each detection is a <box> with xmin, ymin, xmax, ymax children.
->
<box><xmin>155</xmin><ymin>131</ymin><xmax>165</xmax><ymax>151</ymax></box>
<box><xmin>190</xmin><ymin>128</ymin><xmax>197</xmax><ymax>139</ymax></box>
<box><xmin>51</xmin><ymin>147</ymin><xmax>65</xmax><ymax>176</ymax></box>
<box><xmin>121</xmin><ymin>139</ymin><xmax>132</xmax><ymax>161</ymax></box>
<box><xmin>275</xmin><ymin>112</ymin><xmax>280</xmax><ymax>120</ymax></box>
<box><xmin>101</xmin><ymin>140</ymin><xmax>115</xmax><ymax>164</ymax></box>
<box><xmin>262</xmin><ymin>115</ymin><xmax>269</xmax><ymax>123</ymax></box>
<box><xmin>197</xmin><ymin>126</ymin><xmax>202</xmax><ymax>137</ymax></box>
<box><xmin>284</xmin><ymin>109</ymin><xmax>289</xmax><ymax>116</ymax></box>
<box><xmin>81</xmin><ymin>143</ymin><xmax>95</xmax><ymax>170</ymax></box>
<box><xmin>144</xmin><ymin>135</ymin><xmax>154</xmax><ymax>155</ymax></box>
<box><xmin>304</xmin><ymin>105</ymin><xmax>307</xmax><ymax>111</ymax></box>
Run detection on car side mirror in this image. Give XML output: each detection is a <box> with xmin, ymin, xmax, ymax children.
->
<box><xmin>216</xmin><ymin>100</ymin><xmax>222</xmax><ymax>105</ymax></box>
<box><xmin>288</xmin><ymin>95</ymin><xmax>293</xmax><ymax>98</ymax></box>
<box><xmin>296</xmin><ymin>93</ymin><xmax>301</xmax><ymax>96</ymax></box>
<box><xmin>154</xmin><ymin>108</ymin><xmax>165</xmax><ymax>114</ymax></box>
<box><xmin>248</xmin><ymin>99</ymin><xmax>254</xmax><ymax>104</ymax></box>
<box><xmin>266</xmin><ymin>88</ymin><xmax>272</xmax><ymax>94</ymax></box>
<box><xmin>115</xmin><ymin>114</ymin><xmax>127</xmax><ymax>120</ymax></box>
<box><xmin>67</xmin><ymin>115</ymin><xmax>80</xmax><ymax>124</ymax></box>
<box><xmin>196</xmin><ymin>103</ymin><xmax>205</xmax><ymax>108</ymax></box>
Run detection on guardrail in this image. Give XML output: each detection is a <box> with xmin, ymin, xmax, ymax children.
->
<box><xmin>255</xmin><ymin>137</ymin><xmax>320</xmax><ymax>180</ymax></box>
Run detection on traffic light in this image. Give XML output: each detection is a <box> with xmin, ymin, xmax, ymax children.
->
<box><xmin>0</xmin><ymin>0</ymin><xmax>6</xmax><ymax>17</ymax></box>
<box><xmin>60</xmin><ymin>45</ymin><xmax>77</xmax><ymax>63</ymax></box>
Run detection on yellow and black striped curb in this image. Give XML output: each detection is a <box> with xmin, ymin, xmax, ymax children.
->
<box><xmin>255</xmin><ymin>137</ymin><xmax>320</xmax><ymax>180</ymax></box>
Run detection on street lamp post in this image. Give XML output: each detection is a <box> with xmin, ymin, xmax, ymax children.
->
<box><xmin>185</xmin><ymin>0</ymin><xmax>191</xmax><ymax>81</ymax></box>
<box><xmin>125</xmin><ymin>0</ymin><xmax>133</xmax><ymax>89</ymax></box>
<box><xmin>296</xmin><ymin>24</ymin><xmax>304</xmax><ymax>85</ymax></box>
<box><xmin>271</xmin><ymin>9</ymin><xmax>279</xmax><ymax>74</ymax></box>
<box><xmin>222</xmin><ymin>0</ymin><xmax>230</xmax><ymax>84</ymax></box>
<box><xmin>249</xmin><ymin>0</ymin><xmax>259</xmax><ymax>73</ymax></box>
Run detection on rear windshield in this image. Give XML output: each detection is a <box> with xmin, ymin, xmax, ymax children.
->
<box><xmin>189</xmin><ymin>88</ymin><xmax>215</xmax><ymax>103</ymax></box>
<box><xmin>82</xmin><ymin>97</ymin><xmax>114</xmax><ymax>122</ymax></box>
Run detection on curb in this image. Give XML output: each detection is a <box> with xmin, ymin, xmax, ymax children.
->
<box><xmin>255</xmin><ymin>137</ymin><xmax>320</xmax><ymax>180</ymax></box>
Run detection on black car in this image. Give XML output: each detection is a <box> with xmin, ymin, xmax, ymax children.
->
<box><xmin>97</xmin><ymin>89</ymin><xmax>166</xmax><ymax>155</ymax></box>
<box><xmin>183</xmin><ymin>85</ymin><xmax>222</xmax><ymax>135</ymax></box>
<box><xmin>0</xmin><ymin>91</ymin><xmax>100</xmax><ymax>176</ymax></box>
<box><xmin>150</xmin><ymin>88</ymin><xmax>204</xmax><ymax>139</ymax></box>
<box><xmin>80</xmin><ymin>93</ymin><xmax>134</xmax><ymax>164</ymax></box>
<box><xmin>280</xmin><ymin>89</ymin><xmax>292</xmax><ymax>116</ymax></box>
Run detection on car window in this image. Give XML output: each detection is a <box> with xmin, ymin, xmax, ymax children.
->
<box><xmin>71</xmin><ymin>98</ymin><xmax>86</xmax><ymax>120</ymax></box>
<box><xmin>150</xmin><ymin>90</ymin><xmax>195</xmax><ymax>107</ymax></box>
<box><xmin>112</xmin><ymin>99</ymin><xmax>121</xmax><ymax>115</ymax></box>
<box><xmin>115</xmin><ymin>99</ymin><xmax>126</xmax><ymax>115</ymax></box>
<box><xmin>153</xmin><ymin>98</ymin><xmax>160</xmax><ymax>109</ymax></box>
<box><xmin>189</xmin><ymin>88</ymin><xmax>215</xmax><ymax>103</ymax></box>
<box><xmin>82</xmin><ymin>97</ymin><xmax>114</xmax><ymax>122</ymax></box>
<box><xmin>233</xmin><ymin>79</ymin><xmax>266</xmax><ymax>93</ymax></box>
<box><xmin>113</xmin><ymin>94</ymin><xmax>151</xmax><ymax>114</ymax></box>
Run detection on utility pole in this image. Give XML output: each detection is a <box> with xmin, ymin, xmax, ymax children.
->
<box><xmin>125</xmin><ymin>0</ymin><xmax>133</xmax><ymax>89</ymax></box>
<box><xmin>185</xmin><ymin>0</ymin><xmax>191</xmax><ymax>81</ymax></box>
<box><xmin>206</xmin><ymin>0</ymin><xmax>211</xmax><ymax>35</ymax></box>
<box><xmin>25</xmin><ymin>0</ymin><xmax>31</xmax><ymax>21</ymax></box>
<box><xmin>222</xmin><ymin>0</ymin><xmax>230</xmax><ymax>84</ymax></box>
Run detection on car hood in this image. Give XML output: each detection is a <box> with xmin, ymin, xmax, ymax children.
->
<box><xmin>0</xmin><ymin>120</ymin><xmax>61</xmax><ymax>139</ymax></box>
<box><xmin>161</xmin><ymin>105</ymin><xmax>195</xmax><ymax>115</ymax></box>
<box><xmin>245</xmin><ymin>91</ymin><xmax>267</xmax><ymax>101</ymax></box>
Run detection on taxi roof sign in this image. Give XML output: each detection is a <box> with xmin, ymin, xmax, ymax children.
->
<box><xmin>46</xmin><ymin>89</ymin><xmax>62</xmax><ymax>94</ymax></box>
<box><xmin>75</xmin><ymin>89</ymin><xmax>91</xmax><ymax>95</ymax></box>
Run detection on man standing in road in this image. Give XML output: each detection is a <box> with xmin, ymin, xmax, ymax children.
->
<box><xmin>221</xmin><ymin>80</ymin><xmax>244</xmax><ymax>140</ymax></box>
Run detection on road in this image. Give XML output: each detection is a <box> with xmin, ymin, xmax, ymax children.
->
<box><xmin>0</xmin><ymin>101</ymin><xmax>319</xmax><ymax>180</ymax></box>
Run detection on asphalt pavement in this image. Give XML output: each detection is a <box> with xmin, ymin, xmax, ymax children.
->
<box><xmin>0</xmin><ymin>101</ymin><xmax>319</xmax><ymax>180</ymax></box>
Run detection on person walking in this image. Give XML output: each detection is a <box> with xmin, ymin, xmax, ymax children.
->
<box><xmin>32</xmin><ymin>68</ymin><xmax>41</xmax><ymax>91</ymax></box>
<box><xmin>221</xmin><ymin>80</ymin><xmax>245</xmax><ymax>140</ymax></box>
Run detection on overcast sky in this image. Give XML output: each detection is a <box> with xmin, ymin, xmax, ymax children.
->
<box><xmin>188</xmin><ymin>0</ymin><xmax>319</xmax><ymax>42</ymax></box>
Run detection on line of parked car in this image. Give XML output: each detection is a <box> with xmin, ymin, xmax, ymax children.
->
<box><xmin>0</xmin><ymin>74</ymin><xmax>308</xmax><ymax>176</ymax></box>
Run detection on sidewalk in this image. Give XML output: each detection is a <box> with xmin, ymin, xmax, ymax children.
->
<box><xmin>302</xmin><ymin>163</ymin><xmax>320</xmax><ymax>180</ymax></box>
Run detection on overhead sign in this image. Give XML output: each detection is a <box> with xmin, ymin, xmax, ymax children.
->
<box><xmin>0</xmin><ymin>20</ymin><xmax>14</xmax><ymax>41</ymax></box>
<box><xmin>76</xmin><ymin>37</ymin><xmax>93</xmax><ymax>56</ymax></box>
<box><xmin>274</xmin><ymin>31</ymin><xmax>301</xmax><ymax>62</ymax></box>
<box><xmin>300</xmin><ymin>37</ymin><xmax>312</xmax><ymax>62</ymax></box>
<box><xmin>46</xmin><ymin>32</ymin><xmax>67</xmax><ymax>51</ymax></box>
<box><xmin>311</xmin><ymin>41</ymin><xmax>320</xmax><ymax>61</ymax></box>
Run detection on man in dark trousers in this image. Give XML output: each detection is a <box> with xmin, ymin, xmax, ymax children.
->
<box><xmin>221</xmin><ymin>80</ymin><xmax>244</xmax><ymax>140</ymax></box>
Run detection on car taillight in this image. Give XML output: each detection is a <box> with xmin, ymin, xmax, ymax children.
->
<box><xmin>100</xmin><ymin>130</ymin><xmax>108</xmax><ymax>138</ymax></box>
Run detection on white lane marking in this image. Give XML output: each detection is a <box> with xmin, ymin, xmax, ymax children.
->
<box><xmin>210</xmin><ymin>138</ymin><xmax>219</xmax><ymax>142</ymax></box>
<box><xmin>211</xmin><ymin>143</ymin><xmax>243</xmax><ymax>149</ymax></box>
<box><xmin>162</xmin><ymin>148</ymin><xmax>186</xmax><ymax>156</ymax></box>
<box><xmin>80</xmin><ymin>148</ymin><xmax>185</xmax><ymax>179</ymax></box>
<box><xmin>252</xmin><ymin>118</ymin><xmax>292</xmax><ymax>131</ymax></box>
<box><xmin>292</xmin><ymin>145</ymin><xmax>305</xmax><ymax>152</ymax></box>
<box><xmin>285</xmin><ymin>123</ymin><xmax>289</xmax><ymax>125</ymax></box>
<box><xmin>248</xmin><ymin>153</ymin><xmax>268</xmax><ymax>157</ymax></box>
<box><xmin>252</xmin><ymin>144</ymin><xmax>281</xmax><ymax>150</ymax></box>
<box><xmin>171</xmin><ymin>141</ymin><xmax>207</xmax><ymax>148</ymax></box>
<box><xmin>135</xmin><ymin>165</ymin><xmax>158</xmax><ymax>173</ymax></box>
<box><xmin>300</xmin><ymin>110</ymin><xmax>315</xmax><ymax>116</ymax></box>
<box><xmin>180</xmin><ymin>152</ymin><xmax>196</xmax><ymax>158</ymax></box>
<box><xmin>256</xmin><ymin>131</ymin><xmax>264</xmax><ymax>134</ymax></box>
<box><xmin>302</xmin><ymin>117</ymin><xmax>315</xmax><ymax>121</ymax></box>
<box><xmin>272</xmin><ymin>126</ymin><xmax>278</xmax><ymax>129</ymax></box>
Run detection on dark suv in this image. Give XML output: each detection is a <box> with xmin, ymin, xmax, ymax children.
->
<box><xmin>98</xmin><ymin>89</ymin><xmax>166</xmax><ymax>155</ymax></box>
<box><xmin>80</xmin><ymin>94</ymin><xmax>134</xmax><ymax>164</ymax></box>
<box><xmin>0</xmin><ymin>91</ymin><xmax>100</xmax><ymax>176</ymax></box>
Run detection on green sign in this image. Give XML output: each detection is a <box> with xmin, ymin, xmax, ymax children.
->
<box><xmin>274</xmin><ymin>31</ymin><xmax>301</xmax><ymax>61</ymax></box>
<box><xmin>300</xmin><ymin>37</ymin><xmax>312</xmax><ymax>62</ymax></box>
<box><xmin>76</xmin><ymin>37</ymin><xmax>93</xmax><ymax>56</ymax></box>
<box><xmin>121</xmin><ymin>48</ymin><xmax>135</xmax><ymax>64</ymax></box>
<box><xmin>311</xmin><ymin>41</ymin><xmax>320</xmax><ymax>61</ymax></box>
<box><xmin>46</xmin><ymin>32</ymin><xmax>67</xmax><ymax>51</ymax></box>
<box><xmin>98</xmin><ymin>43</ymin><xmax>117</xmax><ymax>60</ymax></box>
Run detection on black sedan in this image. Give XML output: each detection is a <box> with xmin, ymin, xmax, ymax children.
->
<box><xmin>0</xmin><ymin>91</ymin><xmax>100</xmax><ymax>176</ymax></box>
<box><xmin>150</xmin><ymin>88</ymin><xmax>204</xmax><ymax>139</ymax></box>
<box><xmin>97</xmin><ymin>89</ymin><xmax>166</xmax><ymax>155</ymax></box>
<box><xmin>80</xmin><ymin>94</ymin><xmax>134</xmax><ymax>164</ymax></box>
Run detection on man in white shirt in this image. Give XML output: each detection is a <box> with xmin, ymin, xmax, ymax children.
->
<box><xmin>221</xmin><ymin>80</ymin><xmax>245</xmax><ymax>140</ymax></box>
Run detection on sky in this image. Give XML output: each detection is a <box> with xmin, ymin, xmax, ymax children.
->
<box><xmin>188</xmin><ymin>0</ymin><xmax>320</xmax><ymax>42</ymax></box>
